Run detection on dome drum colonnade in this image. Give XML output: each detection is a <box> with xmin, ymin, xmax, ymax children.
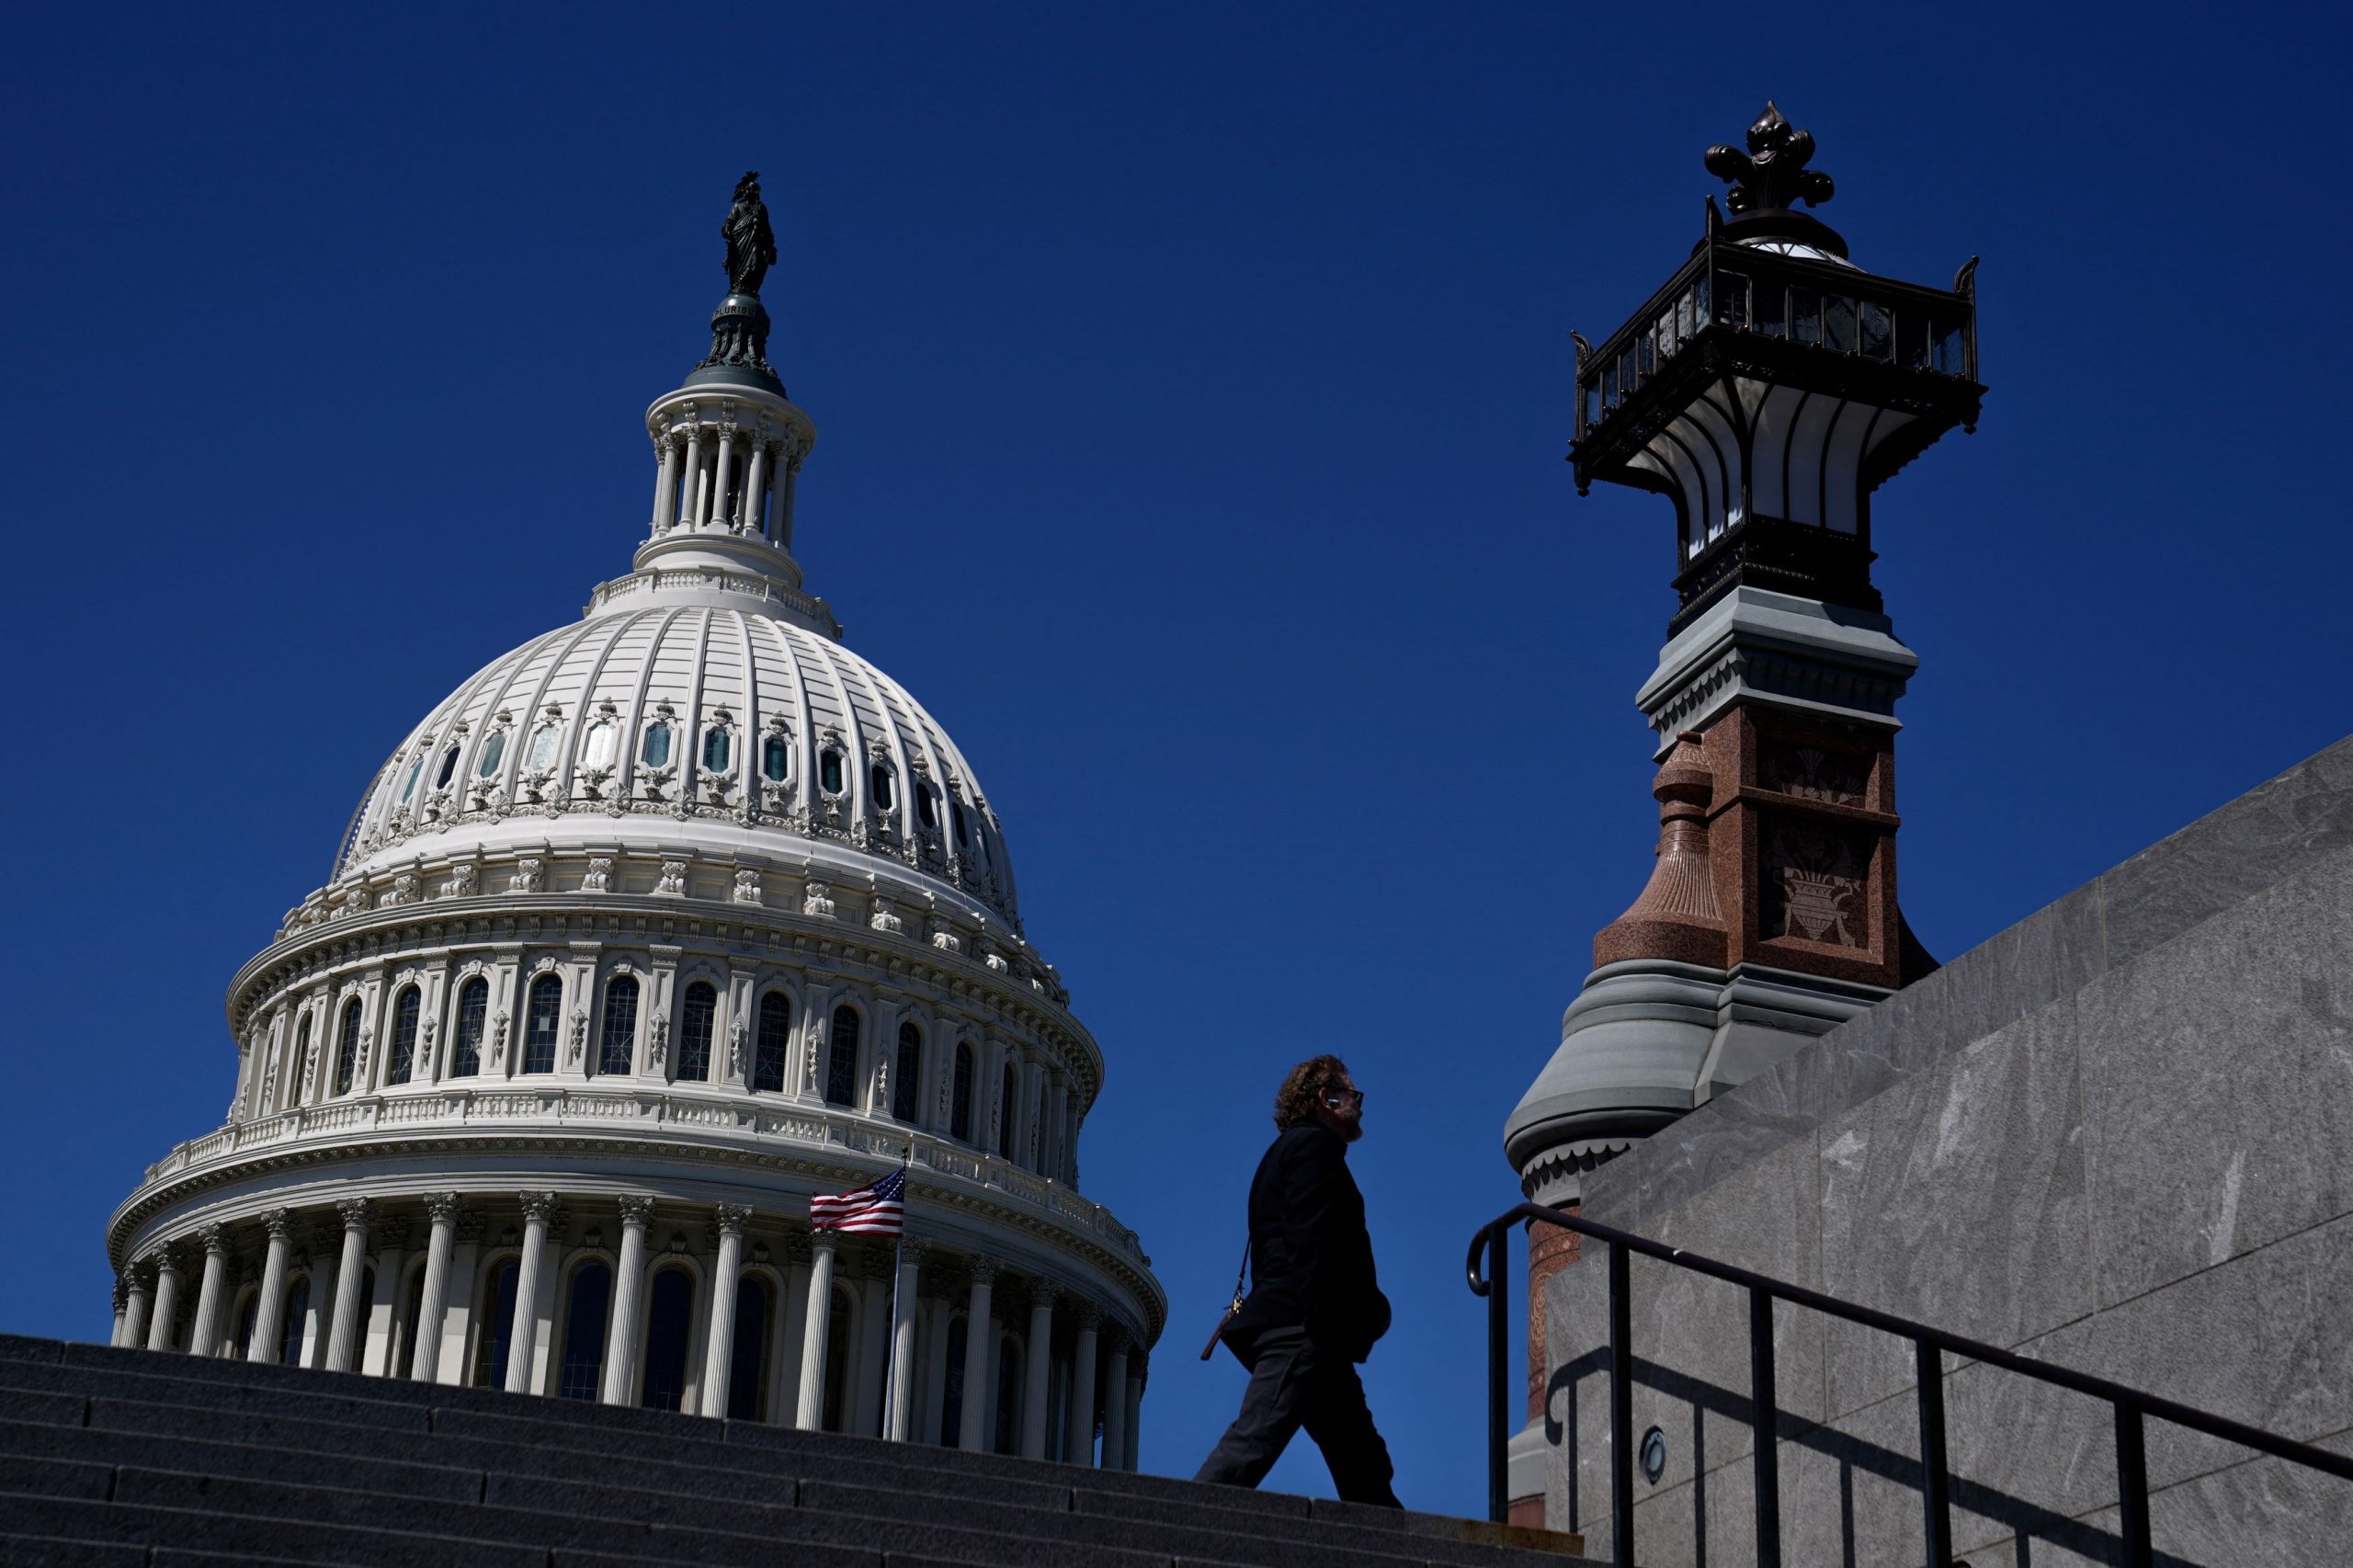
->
<box><xmin>105</xmin><ymin>170</ymin><xmax>1163</xmax><ymax>1468</ymax></box>
<box><xmin>104</xmin><ymin>1188</ymin><xmax>1147</xmax><ymax>1467</ymax></box>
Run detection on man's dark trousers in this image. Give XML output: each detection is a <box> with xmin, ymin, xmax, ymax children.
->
<box><xmin>1195</xmin><ymin>1326</ymin><xmax>1400</xmax><ymax>1506</ymax></box>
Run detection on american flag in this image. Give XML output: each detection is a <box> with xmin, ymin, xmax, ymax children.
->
<box><xmin>810</xmin><ymin>1166</ymin><xmax>907</xmax><ymax>1235</ymax></box>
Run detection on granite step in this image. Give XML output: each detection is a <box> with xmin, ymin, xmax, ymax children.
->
<box><xmin>0</xmin><ymin>1335</ymin><xmax>1591</xmax><ymax>1567</ymax></box>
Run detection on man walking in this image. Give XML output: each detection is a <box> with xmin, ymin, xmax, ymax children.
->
<box><xmin>1195</xmin><ymin>1054</ymin><xmax>1401</xmax><ymax>1507</ymax></box>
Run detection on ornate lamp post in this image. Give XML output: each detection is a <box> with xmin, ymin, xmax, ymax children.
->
<box><xmin>1499</xmin><ymin>104</ymin><xmax>1985</xmax><ymax>1525</ymax></box>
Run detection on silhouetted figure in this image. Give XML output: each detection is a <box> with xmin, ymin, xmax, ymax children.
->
<box><xmin>1196</xmin><ymin>1054</ymin><xmax>1400</xmax><ymax>1507</ymax></box>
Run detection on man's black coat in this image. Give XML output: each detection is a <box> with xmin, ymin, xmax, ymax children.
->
<box><xmin>1224</xmin><ymin>1122</ymin><xmax>1391</xmax><ymax>1363</ymax></box>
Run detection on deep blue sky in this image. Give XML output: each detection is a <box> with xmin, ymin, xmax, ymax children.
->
<box><xmin>4</xmin><ymin>0</ymin><xmax>2348</xmax><ymax>1515</ymax></box>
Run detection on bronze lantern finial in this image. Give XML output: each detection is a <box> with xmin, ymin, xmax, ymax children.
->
<box><xmin>1703</xmin><ymin>102</ymin><xmax>1836</xmax><ymax>216</ymax></box>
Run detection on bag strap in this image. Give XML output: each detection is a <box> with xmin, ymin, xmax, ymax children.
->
<box><xmin>1227</xmin><ymin>1235</ymin><xmax>1251</xmax><ymax>1309</ymax></box>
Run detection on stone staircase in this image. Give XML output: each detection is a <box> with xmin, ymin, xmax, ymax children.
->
<box><xmin>0</xmin><ymin>1335</ymin><xmax>1591</xmax><ymax>1567</ymax></box>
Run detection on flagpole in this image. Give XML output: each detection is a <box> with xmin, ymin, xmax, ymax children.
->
<box><xmin>881</xmin><ymin>1142</ymin><xmax>913</xmax><ymax>1440</ymax></box>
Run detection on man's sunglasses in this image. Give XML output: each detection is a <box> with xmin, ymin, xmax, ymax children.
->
<box><xmin>1322</xmin><ymin>1087</ymin><xmax>1366</xmax><ymax>1108</ymax></box>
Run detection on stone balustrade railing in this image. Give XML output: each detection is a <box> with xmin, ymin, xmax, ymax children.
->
<box><xmin>137</xmin><ymin>1091</ymin><xmax>1145</xmax><ymax>1264</ymax></box>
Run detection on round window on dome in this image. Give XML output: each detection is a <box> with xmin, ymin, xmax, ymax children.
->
<box><xmin>435</xmin><ymin>744</ymin><xmax>460</xmax><ymax>790</ymax></box>
<box><xmin>399</xmin><ymin>756</ymin><xmax>425</xmax><ymax>802</ymax></box>
<box><xmin>820</xmin><ymin>749</ymin><xmax>844</xmax><ymax>795</ymax></box>
<box><xmin>870</xmin><ymin>764</ymin><xmax>895</xmax><ymax>811</ymax></box>
<box><xmin>524</xmin><ymin>723</ymin><xmax>559</xmax><ymax>771</ymax></box>
<box><xmin>582</xmin><ymin>721</ymin><xmax>617</xmax><ymax>769</ymax></box>
<box><xmin>641</xmin><ymin>722</ymin><xmax>672</xmax><ymax>768</ymax></box>
<box><xmin>761</xmin><ymin>734</ymin><xmax>790</xmax><ymax>784</ymax></box>
<box><xmin>703</xmin><ymin>728</ymin><xmax>732</xmax><ymax>772</ymax></box>
<box><xmin>475</xmin><ymin>731</ymin><xmax>506</xmax><ymax>778</ymax></box>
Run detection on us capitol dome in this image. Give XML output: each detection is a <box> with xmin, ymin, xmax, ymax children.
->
<box><xmin>103</xmin><ymin>174</ymin><xmax>1165</xmax><ymax>1468</ymax></box>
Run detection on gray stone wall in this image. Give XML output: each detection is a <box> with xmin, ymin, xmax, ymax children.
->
<box><xmin>1544</xmin><ymin>735</ymin><xmax>2353</xmax><ymax>1567</ymax></box>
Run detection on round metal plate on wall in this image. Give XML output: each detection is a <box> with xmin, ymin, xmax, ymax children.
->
<box><xmin>1640</xmin><ymin>1425</ymin><xmax>1668</xmax><ymax>1484</ymax></box>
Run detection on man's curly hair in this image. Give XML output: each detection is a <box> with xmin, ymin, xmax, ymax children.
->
<box><xmin>1273</xmin><ymin>1054</ymin><xmax>1353</xmax><ymax>1129</ymax></box>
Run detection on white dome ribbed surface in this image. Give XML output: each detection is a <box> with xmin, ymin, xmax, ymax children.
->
<box><xmin>341</xmin><ymin>599</ymin><xmax>1020</xmax><ymax>926</ymax></box>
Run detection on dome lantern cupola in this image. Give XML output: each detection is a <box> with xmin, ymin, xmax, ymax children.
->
<box><xmin>609</xmin><ymin>172</ymin><xmax>833</xmax><ymax>636</ymax></box>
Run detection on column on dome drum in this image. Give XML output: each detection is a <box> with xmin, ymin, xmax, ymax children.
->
<box><xmin>699</xmin><ymin>1204</ymin><xmax>751</xmax><ymax>1417</ymax></box>
<box><xmin>411</xmin><ymin>1193</ymin><xmax>460</xmax><ymax>1381</ymax></box>
<box><xmin>885</xmin><ymin>1239</ymin><xmax>925</xmax><ymax>1440</ymax></box>
<box><xmin>188</xmin><ymin>1225</ymin><xmax>232</xmax><ymax>1358</ymax></box>
<box><xmin>1021</xmin><ymin>1288</ymin><xmax>1055</xmax><ymax>1459</ymax></box>
<box><xmin>506</xmin><ymin>1193</ymin><xmax>557</xmax><ymax>1394</ymax></box>
<box><xmin>1100</xmin><ymin>1332</ymin><xmax>1130</xmax><ymax>1471</ymax></box>
<box><xmin>795</xmin><ymin>1230</ymin><xmax>836</xmax><ymax>1430</ymax></box>
<box><xmin>247</xmin><ymin>1210</ymin><xmax>294</xmax><ymax>1366</ymax></box>
<box><xmin>957</xmin><ymin>1257</ymin><xmax>997</xmax><ymax>1450</ymax></box>
<box><xmin>599</xmin><ymin>1197</ymin><xmax>654</xmax><ymax>1404</ymax></box>
<box><xmin>146</xmin><ymin>1244</ymin><xmax>187</xmax><ymax>1352</ymax></box>
<box><xmin>1067</xmin><ymin>1303</ymin><xmax>1101</xmax><ymax>1464</ymax></box>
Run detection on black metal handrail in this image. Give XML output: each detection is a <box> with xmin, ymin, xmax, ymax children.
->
<box><xmin>1468</xmin><ymin>1201</ymin><xmax>2353</xmax><ymax>1566</ymax></box>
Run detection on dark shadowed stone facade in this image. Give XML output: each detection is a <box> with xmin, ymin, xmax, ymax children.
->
<box><xmin>1542</xmin><ymin>733</ymin><xmax>2353</xmax><ymax>1565</ymax></box>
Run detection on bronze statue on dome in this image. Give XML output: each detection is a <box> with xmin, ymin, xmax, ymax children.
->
<box><xmin>722</xmin><ymin>171</ymin><xmax>777</xmax><ymax>297</ymax></box>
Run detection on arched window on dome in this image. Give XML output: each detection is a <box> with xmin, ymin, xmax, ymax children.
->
<box><xmin>639</xmin><ymin>1267</ymin><xmax>697</xmax><ymax>1412</ymax></box>
<box><xmin>277</xmin><ymin>1275</ymin><xmax>310</xmax><ymax>1367</ymax></box>
<box><xmin>761</xmin><ymin>733</ymin><xmax>790</xmax><ymax>785</ymax></box>
<box><xmin>524</xmin><ymin>722</ymin><xmax>560</xmax><ymax>772</ymax></box>
<box><xmin>993</xmin><ymin>1333</ymin><xmax>1023</xmax><ymax>1454</ymax></box>
<box><xmin>333</xmin><ymin>998</ymin><xmax>363</xmax><ymax>1096</ymax></box>
<box><xmin>474</xmin><ymin>729</ymin><xmax>506</xmax><ymax>779</ymax></box>
<box><xmin>819</xmin><ymin>748</ymin><xmax>845</xmax><ymax>795</ymax></box>
<box><xmin>892</xmin><ymin>1021</ymin><xmax>922</xmax><ymax>1122</ymax></box>
<box><xmin>702</xmin><ymin>727</ymin><xmax>732</xmax><ymax>772</ymax></box>
<box><xmin>940</xmin><ymin>1314</ymin><xmax>969</xmax><ymax>1445</ymax></box>
<box><xmin>641</xmin><ymin>721</ymin><xmax>672</xmax><ymax>768</ymax></box>
<box><xmin>434</xmin><ymin>744</ymin><xmax>460</xmax><ymax>790</ymax></box>
<box><xmin>917</xmin><ymin>783</ymin><xmax>939</xmax><ymax>832</ymax></box>
<box><xmin>557</xmin><ymin>1261</ymin><xmax>611</xmax><ymax>1401</ymax></box>
<box><xmin>824</xmin><ymin>1006</ymin><xmax>860</xmax><ymax>1108</ymax></box>
<box><xmin>597</xmin><ymin>976</ymin><xmax>640</xmax><ymax>1077</ymax></box>
<box><xmin>870</xmin><ymin>763</ymin><xmax>895</xmax><ymax>812</ymax></box>
<box><xmin>949</xmin><ymin>796</ymin><xmax>969</xmax><ymax>847</ymax></box>
<box><xmin>469</xmin><ymin>1256</ymin><xmax>520</xmax><ymax>1387</ymax></box>
<box><xmin>752</xmin><ymin>992</ymin><xmax>790</xmax><ymax>1093</ymax></box>
<box><xmin>950</xmin><ymin>1041</ymin><xmax>975</xmax><ymax>1142</ymax></box>
<box><xmin>996</xmin><ymin>1062</ymin><xmax>1018</xmax><ymax>1158</ymax></box>
<box><xmin>385</xmin><ymin>985</ymin><xmax>421</xmax><ymax>1086</ymax></box>
<box><xmin>289</xmin><ymin>1013</ymin><xmax>311</xmax><ymax>1109</ymax></box>
<box><xmin>726</xmin><ymin>1273</ymin><xmax>773</xmax><ymax>1420</ymax></box>
<box><xmin>822</xmin><ymin>1283</ymin><xmax>855</xmax><ymax>1432</ymax></box>
<box><xmin>396</xmin><ymin>1264</ymin><xmax>428</xmax><ymax>1377</ymax></box>
<box><xmin>230</xmin><ymin>1287</ymin><xmax>259</xmax><ymax>1360</ymax></box>
<box><xmin>450</xmin><ymin>977</ymin><xmax>487</xmax><ymax>1077</ymax></box>
<box><xmin>677</xmin><ymin>982</ymin><xmax>716</xmax><ymax>1083</ymax></box>
<box><xmin>523</xmin><ymin>974</ymin><xmax>562</xmax><ymax>1075</ymax></box>
<box><xmin>399</xmin><ymin>755</ymin><xmax>425</xmax><ymax>803</ymax></box>
<box><xmin>581</xmin><ymin>720</ymin><xmax>618</xmax><ymax>770</ymax></box>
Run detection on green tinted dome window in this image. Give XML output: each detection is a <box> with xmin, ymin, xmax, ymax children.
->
<box><xmin>641</xmin><ymin>722</ymin><xmax>672</xmax><ymax>767</ymax></box>
<box><xmin>434</xmin><ymin>745</ymin><xmax>460</xmax><ymax>790</ymax></box>
<box><xmin>400</xmin><ymin>756</ymin><xmax>425</xmax><ymax>801</ymax></box>
<box><xmin>474</xmin><ymin>731</ymin><xmax>506</xmax><ymax>778</ymax></box>
<box><xmin>820</xmin><ymin>749</ymin><xmax>844</xmax><ymax>794</ymax></box>
<box><xmin>524</xmin><ymin>723</ymin><xmax>559</xmax><ymax>770</ymax></box>
<box><xmin>870</xmin><ymin>764</ymin><xmax>894</xmax><ymax>810</ymax></box>
<box><xmin>703</xmin><ymin>728</ymin><xmax>731</xmax><ymax>771</ymax></box>
<box><xmin>581</xmin><ymin>721</ymin><xmax>617</xmax><ymax>768</ymax></box>
<box><xmin>761</xmin><ymin>734</ymin><xmax>790</xmax><ymax>783</ymax></box>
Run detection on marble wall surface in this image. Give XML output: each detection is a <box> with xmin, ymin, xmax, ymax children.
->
<box><xmin>1543</xmin><ymin>733</ymin><xmax>2353</xmax><ymax>1567</ymax></box>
